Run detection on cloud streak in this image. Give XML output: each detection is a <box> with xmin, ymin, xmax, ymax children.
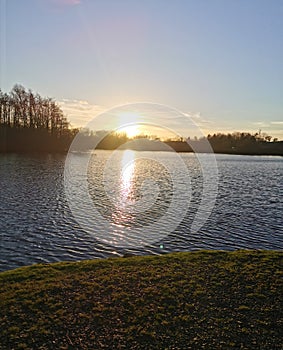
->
<box><xmin>59</xmin><ymin>100</ymin><xmax>209</xmax><ymax>138</ymax></box>
<box><xmin>270</xmin><ymin>121</ymin><xmax>283</xmax><ymax>125</ymax></box>
<box><xmin>49</xmin><ymin>0</ymin><xmax>81</xmax><ymax>7</ymax></box>
<box><xmin>59</xmin><ymin>99</ymin><xmax>105</xmax><ymax>127</ymax></box>
<box><xmin>59</xmin><ymin>100</ymin><xmax>283</xmax><ymax>140</ymax></box>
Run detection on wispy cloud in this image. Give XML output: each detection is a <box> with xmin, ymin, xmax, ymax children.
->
<box><xmin>182</xmin><ymin>112</ymin><xmax>212</xmax><ymax>136</ymax></box>
<box><xmin>59</xmin><ymin>101</ymin><xmax>283</xmax><ymax>140</ymax></box>
<box><xmin>190</xmin><ymin>112</ymin><xmax>211</xmax><ymax>125</ymax></box>
<box><xmin>59</xmin><ymin>101</ymin><xmax>211</xmax><ymax>138</ymax></box>
<box><xmin>250</xmin><ymin>121</ymin><xmax>283</xmax><ymax>140</ymax></box>
<box><xmin>59</xmin><ymin>99</ymin><xmax>105</xmax><ymax>127</ymax></box>
<box><xmin>252</xmin><ymin>121</ymin><xmax>270</xmax><ymax>128</ymax></box>
<box><xmin>49</xmin><ymin>0</ymin><xmax>81</xmax><ymax>7</ymax></box>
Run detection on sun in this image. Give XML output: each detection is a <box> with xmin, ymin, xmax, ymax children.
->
<box><xmin>119</xmin><ymin>124</ymin><xmax>141</xmax><ymax>138</ymax></box>
<box><xmin>117</xmin><ymin>112</ymin><xmax>142</xmax><ymax>138</ymax></box>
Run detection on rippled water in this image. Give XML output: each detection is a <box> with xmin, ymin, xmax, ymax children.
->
<box><xmin>0</xmin><ymin>151</ymin><xmax>282</xmax><ymax>271</ymax></box>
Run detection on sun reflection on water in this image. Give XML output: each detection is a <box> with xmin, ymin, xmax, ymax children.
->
<box><xmin>111</xmin><ymin>150</ymin><xmax>137</xmax><ymax>226</ymax></box>
<box><xmin>120</xmin><ymin>150</ymin><xmax>136</xmax><ymax>205</ymax></box>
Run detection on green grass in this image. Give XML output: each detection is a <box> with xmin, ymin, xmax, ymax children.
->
<box><xmin>0</xmin><ymin>250</ymin><xmax>282</xmax><ymax>349</ymax></box>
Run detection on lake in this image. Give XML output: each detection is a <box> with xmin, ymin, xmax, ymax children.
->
<box><xmin>0</xmin><ymin>151</ymin><xmax>282</xmax><ymax>272</ymax></box>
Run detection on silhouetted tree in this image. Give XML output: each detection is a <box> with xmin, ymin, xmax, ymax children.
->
<box><xmin>0</xmin><ymin>85</ymin><xmax>74</xmax><ymax>152</ymax></box>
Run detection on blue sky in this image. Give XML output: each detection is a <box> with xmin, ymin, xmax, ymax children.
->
<box><xmin>0</xmin><ymin>0</ymin><xmax>282</xmax><ymax>139</ymax></box>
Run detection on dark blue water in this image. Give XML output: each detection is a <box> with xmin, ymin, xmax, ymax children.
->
<box><xmin>0</xmin><ymin>152</ymin><xmax>282</xmax><ymax>271</ymax></box>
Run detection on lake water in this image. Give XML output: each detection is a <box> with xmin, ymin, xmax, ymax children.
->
<box><xmin>0</xmin><ymin>151</ymin><xmax>282</xmax><ymax>272</ymax></box>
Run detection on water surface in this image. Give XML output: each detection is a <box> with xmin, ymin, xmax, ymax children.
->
<box><xmin>0</xmin><ymin>151</ymin><xmax>282</xmax><ymax>271</ymax></box>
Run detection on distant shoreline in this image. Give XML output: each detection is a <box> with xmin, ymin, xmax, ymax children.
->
<box><xmin>0</xmin><ymin>151</ymin><xmax>282</xmax><ymax>157</ymax></box>
<box><xmin>1</xmin><ymin>126</ymin><xmax>282</xmax><ymax>156</ymax></box>
<box><xmin>0</xmin><ymin>148</ymin><xmax>282</xmax><ymax>157</ymax></box>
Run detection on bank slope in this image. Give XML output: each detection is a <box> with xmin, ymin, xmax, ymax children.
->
<box><xmin>0</xmin><ymin>250</ymin><xmax>282</xmax><ymax>349</ymax></box>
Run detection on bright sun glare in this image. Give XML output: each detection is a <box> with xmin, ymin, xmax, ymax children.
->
<box><xmin>116</xmin><ymin>112</ymin><xmax>143</xmax><ymax>138</ymax></box>
<box><xmin>120</xmin><ymin>124</ymin><xmax>141</xmax><ymax>138</ymax></box>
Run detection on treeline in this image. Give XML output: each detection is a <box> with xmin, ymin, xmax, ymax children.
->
<box><xmin>206</xmin><ymin>131</ymin><xmax>282</xmax><ymax>154</ymax></box>
<box><xmin>75</xmin><ymin>130</ymin><xmax>282</xmax><ymax>155</ymax></box>
<box><xmin>0</xmin><ymin>85</ymin><xmax>75</xmax><ymax>152</ymax></box>
<box><xmin>73</xmin><ymin>129</ymin><xmax>129</xmax><ymax>151</ymax></box>
<box><xmin>165</xmin><ymin>132</ymin><xmax>282</xmax><ymax>155</ymax></box>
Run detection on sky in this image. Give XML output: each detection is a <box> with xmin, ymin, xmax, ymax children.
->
<box><xmin>0</xmin><ymin>0</ymin><xmax>282</xmax><ymax>139</ymax></box>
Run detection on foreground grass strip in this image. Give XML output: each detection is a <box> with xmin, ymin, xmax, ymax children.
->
<box><xmin>0</xmin><ymin>250</ymin><xmax>282</xmax><ymax>349</ymax></box>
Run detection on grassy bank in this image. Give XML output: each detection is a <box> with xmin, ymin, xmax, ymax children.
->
<box><xmin>0</xmin><ymin>250</ymin><xmax>282</xmax><ymax>349</ymax></box>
